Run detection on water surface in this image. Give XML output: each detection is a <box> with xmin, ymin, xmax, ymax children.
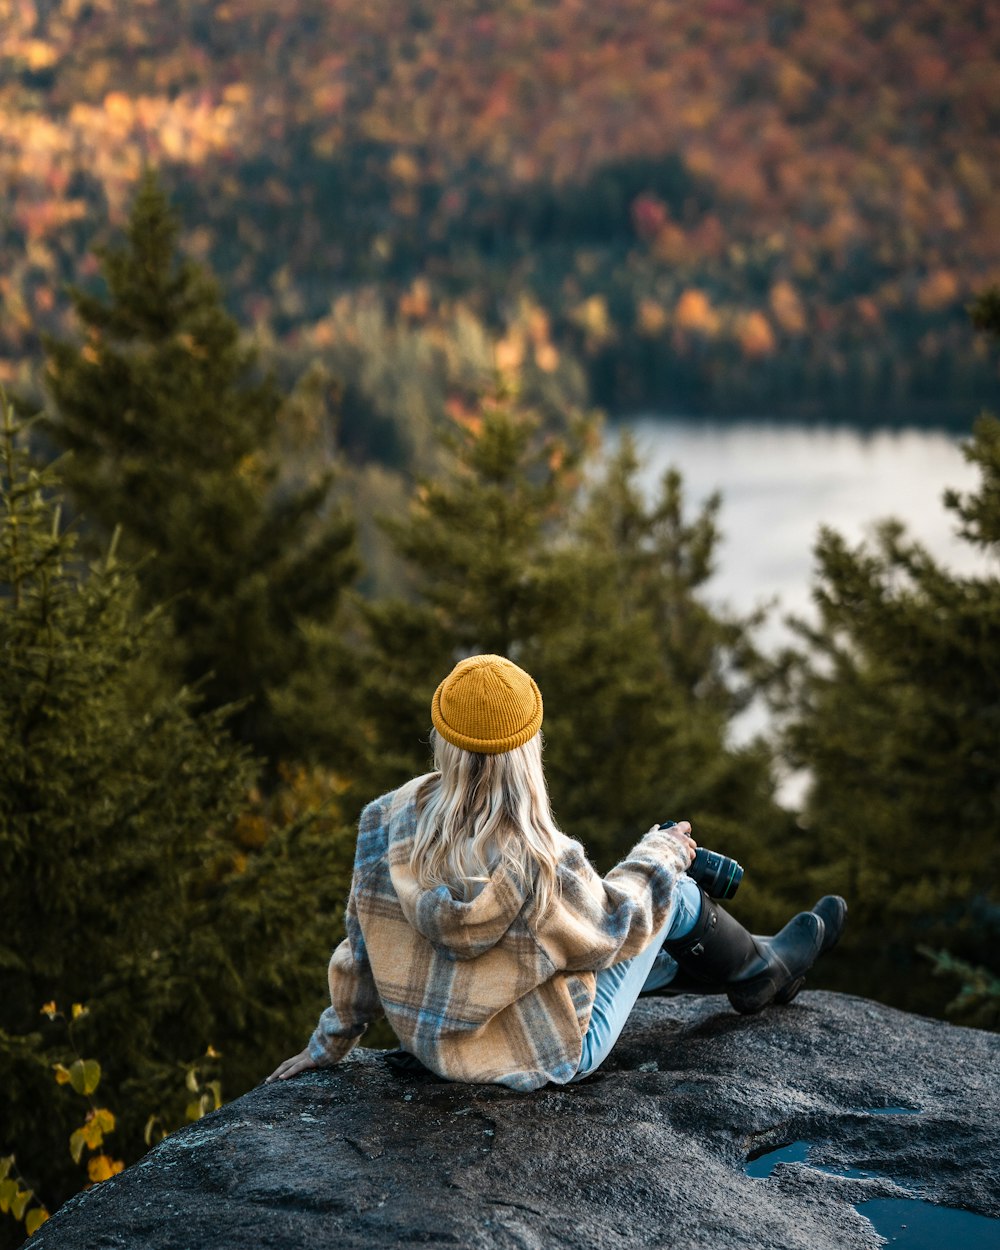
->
<box><xmin>616</xmin><ymin>417</ymin><xmax>992</xmax><ymax>650</ymax></box>
<box><xmin>744</xmin><ymin>1136</ymin><xmax>1000</xmax><ymax>1248</ymax></box>
<box><xmin>857</xmin><ymin>1198</ymin><xmax>999</xmax><ymax>1249</ymax></box>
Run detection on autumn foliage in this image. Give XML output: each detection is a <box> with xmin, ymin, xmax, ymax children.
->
<box><xmin>1</xmin><ymin>0</ymin><xmax>998</xmax><ymax>418</ymax></box>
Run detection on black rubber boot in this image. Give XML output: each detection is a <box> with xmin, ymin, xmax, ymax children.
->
<box><xmin>657</xmin><ymin>889</ymin><xmax>847</xmax><ymax>1014</ymax></box>
<box><xmin>772</xmin><ymin>894</ymin><xmax>848</xmax><ymax>1005</ymax></box>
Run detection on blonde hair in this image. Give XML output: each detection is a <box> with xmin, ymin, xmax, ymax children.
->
<box><xmin>412</xmin><ymin>730</ymin><xmax>563</xmax><ymax>918</ymax></box>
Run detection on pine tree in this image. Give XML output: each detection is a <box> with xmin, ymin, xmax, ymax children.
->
<box><xmin>774</xmin><ymin>288</ymin><xmax>1000</xmax><ymax>1018</ymax></box>
<box><xmin>536</xmin><ymin>434</ymin><xmax>790</xmax><ymax>886</ymax></box>
<box><xmin>0</xmin><ymin>386</ymin><xmax>254</xmax><ymax>1199</ymax></box>
<box><xmin>0</xmin><ymin>386</ymin><xmax>360</xmax><ymax>1211</ymax></box>
<box><xmin>358</xmin><ymin>381</ymin><xmax>596</xmax><ymax>796</ymax></box>
<box><xmin>360</xmin><ymin>382</ymin><xmax>786</xmax><ymax>899</ymax></box>
<box><xmin>43</xmin><ymin>170</ymin><xmax>359</xmax><ymax>769</ymax></box>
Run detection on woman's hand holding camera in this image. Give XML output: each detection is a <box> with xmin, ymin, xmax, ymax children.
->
<box><xmin>652</xmin><ymin>819</ymin><xmax>697</xmax><ymax>868</ymax></box>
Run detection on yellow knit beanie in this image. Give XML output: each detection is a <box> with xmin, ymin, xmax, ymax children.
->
<box><xmin>431</xmin><ymin>654</ymin><xmax>543</xmax><ymax>755</ymax></box>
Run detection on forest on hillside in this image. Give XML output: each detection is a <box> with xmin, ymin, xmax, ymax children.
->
<box><xmin>1</xmin><ymin>174</ymin><xmax>998</xmax><ymax>1242</ymax></box>
<box><xmin>2</xmin><ymin>0</ymin><xmax>1000</xmax><ymax>420</ymax></box>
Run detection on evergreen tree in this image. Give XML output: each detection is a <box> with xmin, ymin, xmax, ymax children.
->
<box><xmin>536</xmin><ymin>435</ymin><xmax>790</xmax><ymax>890</ymax></box>
<box><xmin>0</xmin><ymin>387</ymin><xmax>254</xmax><ymax>1199</ymax></box>
<box><xmin>774</xmin><ymin>288</ymin><xmax>1000</xmax><ymax>1018</ymax></box>
<box><xmin>358</xmin><ymin>384</ymin><xmax>595</xmax><ymax>795</ymax></box>
<box><xmin>0</xmin><ymin>387</ymin><xmax>360</xmax><ymax>1214</ymax></box>
<box><xmin>361</xmin><ymin>383</ymin><xmax>787</xmax><ymax>902</ymax></box>
<box><xmin>43</xmin><ymin>170</ymin><xmax>359</xmax><ymax>769</ymax></box>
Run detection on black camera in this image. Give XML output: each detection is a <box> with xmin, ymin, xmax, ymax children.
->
<box><xmin>658</xmin><ymin>822</ymin><xmax>743</xmax><ymax>900</ymax></box>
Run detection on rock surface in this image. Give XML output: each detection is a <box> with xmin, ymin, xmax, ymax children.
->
<box><xmin>32</xmin><ymin>992</ymin><xmax>1000</xmax><ymax>1250</ymax></box>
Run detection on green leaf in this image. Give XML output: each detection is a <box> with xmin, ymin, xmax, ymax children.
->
<box><xmin>69</xmin><ymin>1057</ymin><xmax>101</xmax><ymax>1096</ymax></box>
<box><xmin>69</xmin><ymin>1128</ymin><xmax>87</xmax><ymax>1165</ymax></box>
<box><xmin>0</xmin><ymin>1178</ymin><xmax>17</xmax><ymax>1213</ymax></box>
<box><xmin>11</xmin><ymin>1188</ymin><xmax>32</xmax><ymax>1221</ymax></box>
<box><xmin>0</xmin><ymin>1156</ymin><xmax>12</xmax><ymax>1183</ymax></box>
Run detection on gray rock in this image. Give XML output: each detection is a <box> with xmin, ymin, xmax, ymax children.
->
<box><xmin>32</xmin><ymin>992</ymin><xmax>1000</xmax><ymax>1249</ymax></box>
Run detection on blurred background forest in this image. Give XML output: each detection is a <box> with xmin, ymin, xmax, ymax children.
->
<box><xmin>3</xmin><ymin>0</ymin><xmax>1000</xmax><ymax>421</ymax></box>
<box><xmin>1</xmin><ymin>0</ymin><xmax>999</xmax><ymax>1242</ymax></box>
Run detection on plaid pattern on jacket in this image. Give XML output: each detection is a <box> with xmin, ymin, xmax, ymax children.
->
<box><xmin>308</xmin><ymin>774</ymin><xmax>690</xmax><ymax>1091</ymax></box>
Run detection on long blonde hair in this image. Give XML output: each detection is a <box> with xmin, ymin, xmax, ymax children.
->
<box><xmin>412</xmin><ymin>729</ymin><xmax>563</xmax><ymax>917</ymax></box>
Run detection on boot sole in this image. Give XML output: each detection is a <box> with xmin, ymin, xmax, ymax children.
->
<box><xmin>730</xmin><ymin>971</ymin><xmax>807</xmax><ymax>1014</ymax></box>
<box><xmin>729</xmin><ymin>983</ymin><xmax>779</xmax><ymax>1014</ymax></box>
<box><xmin>773</xmin><ymin>975</ymin><xmax>806</xmax><ymax>1006</ymax></box>
<box><xmin>812</xmin><ymin>895</ymin><xmax>848</xmax><ymax>954</ymax></box>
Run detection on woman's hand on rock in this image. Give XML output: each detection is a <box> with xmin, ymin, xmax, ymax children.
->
<box><xmin>653</xmin><ymin>820</ymin><xmax>697</xmax><ymax>868</ymax></box>
<box><xmin>265</xmin><ymin>1048</ymin><xmax>320</xmax><ymax>1083</ymax></box>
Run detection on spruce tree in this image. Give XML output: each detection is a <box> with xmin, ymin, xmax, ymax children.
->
<box><xmin>43</xmin><ymin>170</ymin><xmax>359</xmax><ymax>769</ymax></box>
<box><xmin>536</xmin><ymin>434</ymin><xmax>790</xmax><ymax>886</ymax></box>
<box><xmin>361</xmin><ymin>383</ymin><xmax>786</xmax><ymax>897</ymax></box>
<box><xmin>358</xmin><ymin>382</ymin><xmax>595</xmax><ymax>796</ymax></box>
<box><xmin>774</xmin><ymin>288</ymin><xmax>1000</xmax><ymax>1018</ymax></box>
<box><xmin>0</xmin><ymin>387</ymin><xmax>255</xmax><ymax>1200</ymax></box>
<box><xmin>0</xmin><ymin>387</ymin><xmax>360</xmax><ymax>1212</ymax></box>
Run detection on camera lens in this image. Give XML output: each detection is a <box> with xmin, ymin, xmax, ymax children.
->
<box><xmin>658</xmin><ymin>823</ymin><xmax>743</xmax><ymax>899</ymax></box>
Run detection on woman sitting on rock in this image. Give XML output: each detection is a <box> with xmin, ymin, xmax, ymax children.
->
<box><xmin>267</xmin><ymin>654</ymin><xmax>846</xmax><ymax>1091</ymax></box>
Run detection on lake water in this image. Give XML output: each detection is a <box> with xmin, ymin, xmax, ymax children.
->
<box><xmin>615</xmin><ymin>416</ymin><xmax>993</xmax><ymax>653</ymax></box>
<box><xmin>613</xmin><ymin>416</ymin><xmax>995</xmax><ymax>801</ymax></box>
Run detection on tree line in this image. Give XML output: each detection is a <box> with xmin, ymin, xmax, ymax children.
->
<box><xmin>1</xmin><ymin>174</ymin><xmax>997</xmax><ymax>1239</ymax></box>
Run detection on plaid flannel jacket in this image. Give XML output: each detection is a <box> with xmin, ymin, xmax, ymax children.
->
<box><xmin>308</xmin><ymin>774</ymin><xmax>689</xmax><ymax>1091</ymax></box>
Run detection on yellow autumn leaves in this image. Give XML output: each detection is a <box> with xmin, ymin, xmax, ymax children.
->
<box><xmin>0</xmin><ymin>1155</ymin><xmax>48</xmax><ymax>1237</ymax></box>
<box><xmin>0</xmin><ymin>1001</ymin><xmax>126</xmax><ymax>1239</ymax></box>
<box><xmin>3</xmin><ymin>1000</ymin><xmax>223</xmax><ymax>1241</ymax></box>
<box><xmin>41</xmin><ymin>1002</ymin><xmax>126</xmax><ymax>1191</ymax></box>
<box><xmin>40</xmin><ymin>1000</ymin><xmax>88</xmax><ymax>1022</ymax></box>
<box><xmin>70</xmin><ymin>1108</ymin><xmax>118</xmax><ymax>1166</ymax></box>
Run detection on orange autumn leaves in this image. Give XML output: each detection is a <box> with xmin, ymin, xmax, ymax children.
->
<box><xmin>641</xmin><ymin>287</ymin><xmax>779</xmax><ymax>358</ymax></box>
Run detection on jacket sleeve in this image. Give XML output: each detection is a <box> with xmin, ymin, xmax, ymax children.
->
<box><xmin>533</xmin><ymin>826</ymin><xmax>691</xmax><ymax>974</ymax></box>
<box><xmin>308</xmin><ymin>870</ymin><xmax>385</xmax><ymax>1066</ymax></box>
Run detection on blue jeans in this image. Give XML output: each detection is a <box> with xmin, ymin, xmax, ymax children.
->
<box><xmin>571</xmin><ymin>874</ymin><xmax>702</xmax><ymax>1081</ymax></box>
